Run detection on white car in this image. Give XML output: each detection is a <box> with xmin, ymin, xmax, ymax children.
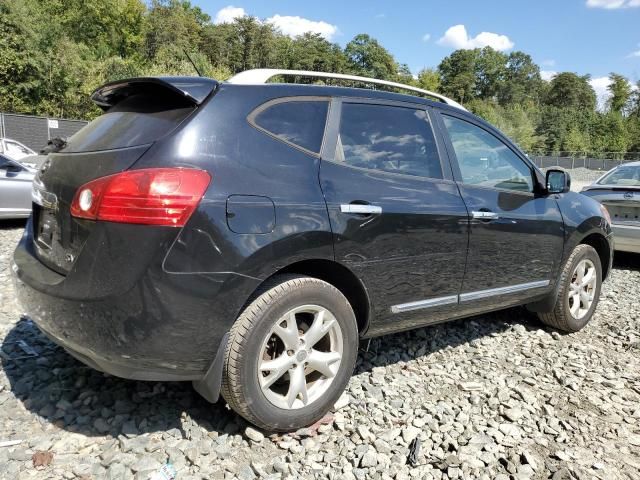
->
<box><xmin>0</xmin><ymin>138</ymin><xmax>37</xmax><ymax>161</ymax></box>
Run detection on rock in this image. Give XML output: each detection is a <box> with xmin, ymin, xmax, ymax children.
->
<box><xmin>360</xmin><ymin>450</ymin><xmax>377</xmax><ymax>467</ymax></box>
<box><xmin>459</xmin><ymin>382</ymin><xmax>484</xmax><ymax>392</ymax></box>
<box><xmin>334</xmin><ymin>392</ymin><xmax>350</xmax><ymax>410</ymax></box>
<box><xmin>238</xmin><ymin>464</ymin><xmax>256</xmax><ymax>480</ymax></box>
<box><xmin>131</xmin><ymin>455</ymin><xmax>161</xmax><ymax>473</ymax></box>
<box><xmin>402</xmin><ymin>426</ymin><xmax>421</xmax><ymax>444</ymax></box>
<box><xmin>244</xmin><ymin>426</ymin><xmax>264</xmax><ymax>443</ymax></box>
<box><xmin>504</xmin><ymin>408</ymin><xmax>524</xmax><ymax>422</ymax></box>
<box><xmin>93</xmin><ymin>418</ymin><xmax>110</xmax><ymax>433</ymax></box>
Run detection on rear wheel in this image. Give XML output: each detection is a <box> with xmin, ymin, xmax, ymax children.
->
<box><xmin>537</xmin><ymin>244</ymin><xmax>602</xmax><ymax>332</ymax></box>
<box><xmin>221</xmin><ymin>275</ymin><xmax>358</xmax><ymax>431</ymax></box>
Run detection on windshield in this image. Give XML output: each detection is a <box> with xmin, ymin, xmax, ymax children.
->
<box><xmin>597</xmin><ymin>165</ymin><xmax>640</xmax><ymax>186</ymax></box>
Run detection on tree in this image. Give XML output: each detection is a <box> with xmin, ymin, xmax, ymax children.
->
<box><xmin>499</xmin><ymin>51</ymin><xmax>543</xmax><ymax>106</ymax></box>
<box><xmin>438</xmin><ymin>49</ymin><xmax>478</xmax><ymax>103</ymax></box>
<box><xmin>545</xmin><ymin>73</ymin><xmax>596</xmax><ymax>111</ymax></box>
<box><xmin>344</xmin><ymin>34</ymin><xmax>397</xmax><ymax>80</ymax></box>
<box><xmin>416</xmin><ymin>68</ymin><xmax>440</xmax><ymax>92</ymax></box>
<box><xmin>143</xmin><ymin>0</ymin><xmax>206</xmax><ymax>59</ymax></box>
<box><xmin>607</xmin><ymin>73</ymin><xmax>631</xmax><ymax>114</ymax></box>
<box><xmin>0</xmin><ymin>0</ymin><xmax>43</xmax><ymax>113</ymax></box>
<box><xmin>475</xmin><ymin>47</ymin><xmax>507</xmax><ymax>100</ymax></box>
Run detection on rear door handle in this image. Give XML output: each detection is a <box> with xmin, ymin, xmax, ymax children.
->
<box><xmin>471</xmin><ymin>210</ymin><xmax>499</xmax><ymax>220</ymax></box>
<box><xmin>340</xmin><ymin>204</ymin><xmax>382</xmax><ymax>215</ymax></box>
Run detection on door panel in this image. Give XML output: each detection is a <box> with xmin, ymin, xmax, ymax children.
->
<box><xmin>320</xmin><ymin>101</ymin><xmax>469</xmax><ymax>335</ymax></box>
<box><xmin>438</xmin><ymin>112</ymin><xmax>564</xmax><ymax>310</ymax></box>
<box><xmin>0</xmin><ymin>160</ymin><xmax>33</xmax><ymax>217</ymax></box>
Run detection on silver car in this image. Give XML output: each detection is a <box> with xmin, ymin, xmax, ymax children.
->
<box><xmin>581</xmin><ymin>161</ymin><xmax>640</xmax><ymax>253</ymax></box>
<box><xmin>0</xmin><ymin>154</ymin><xmax>35</xmax><ymax>219</ymax></box>
<box><xmin>0</xmin><ymin>137</ymin><xmax>36</xmax><ymax>161</ymax></box>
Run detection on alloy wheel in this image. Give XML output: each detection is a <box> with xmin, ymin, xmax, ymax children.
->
<box><xmin>568</xmin><ymin>258</ymin><xmax>597</xmax><ymax>320</ymax></box>
<box><xmin>258</xmin><ymin>305</ymin><xmax>343</xmax><ymax>410</ymax></box>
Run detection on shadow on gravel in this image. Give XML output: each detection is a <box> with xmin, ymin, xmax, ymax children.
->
<box><xmin>354</xmin><ymin>307</ymin><xmax>530</xmax><ymax>376</ymax></box>
<box><xmin>0</xmin><ymin>219</ymin><xmax>27</xmax><ymax>230</ymax></box>
<box><xmin>1</xmin><ymin>317</ymin><xmax>239</xmax><ymax>439</ymax></box>
<box><xmin>612</xmin><ymin>251</ymin><xmax>640</xmax><ymax>272</ymax></box>
<box><xmin>2</xmin><ymin>306</ymin><xmax>531</xmax><ymax>438</ymax></box>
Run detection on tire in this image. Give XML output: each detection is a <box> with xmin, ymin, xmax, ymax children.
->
<box><xmin>537</xmin><ymin>244</ymin><xmax>602</xmax><ymax>333</ymax></box>
<box><xmin>221</xmin><ymin>274</ymin><xmax>358</xmax><ymax>432</ymax></box>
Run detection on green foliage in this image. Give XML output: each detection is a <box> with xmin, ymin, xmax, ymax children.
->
<box><xmin>344</xmin><ymin>34</ymin><xmax>397</xmax><ymax>80</ymax></box>
<box><xmin>607</xmin><ymin>73</ymin><xmax>632</xmax><ymax>114</ymax></box>
<box><xmin>545</xmin><ymin>73</ymin><xmax>596</xmax><ymax>110</ymax></box>
<box><xmin>1</xmin><ymin>0</ymin><xmax>638</xmax><ymax>156</ymax></box>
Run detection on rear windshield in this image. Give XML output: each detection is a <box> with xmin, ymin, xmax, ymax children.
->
<box><xmin>597</xmin><ymin>165</ymin><xmax>640</xmax><ymax>186</ymax></box>
<box><xmin>63</xmin><ymin>93</ymin><xmax>194</xmax><ymax>153</ymax></box>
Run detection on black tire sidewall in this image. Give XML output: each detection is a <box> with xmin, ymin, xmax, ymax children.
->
<box><xmin>560</xmin><ymin>246</ymin><xmax>602</xmax><ymax>331</ymax></box>
<box><xmin>238</xmin><ymin>281</ymin><xmax>358</xmax><ymax>431</ymax></box>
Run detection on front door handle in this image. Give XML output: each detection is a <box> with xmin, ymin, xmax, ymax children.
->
<box><xmin>340</xmin><ymin>204</ymin><xmax>382</xmax><ymax>215</ymax></box>
<box><xmin>471</xmin><ymin>210</ymin><xmax>499</xmax><ymax>220</ymax></box>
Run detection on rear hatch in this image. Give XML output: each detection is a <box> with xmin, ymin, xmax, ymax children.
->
<box><xmin>31</xmin><ymin>77</ymin><xmax>217</xmax><ymax>274</ymax></box>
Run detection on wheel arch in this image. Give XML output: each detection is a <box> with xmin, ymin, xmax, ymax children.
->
<box><xmin>579</xmin><ymin>232</ymin><xmax>611</xmax><ymax>280</ymax></box>
<box><xmin>246</xmin><ymin>259</ymin><xmax>371</xmax><ymax>336</ymax></box>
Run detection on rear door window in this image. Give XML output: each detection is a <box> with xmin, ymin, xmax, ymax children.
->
<box><xmin>63</xmin><ymin>94</ymin><xmax>195</xmax><ymax>153</ymax></box>
<box><xmin>335</xmin><ymin>103</ymin><xmax>443</xmax><ymax>179</ymax></box>
<box><xmin>251</xmin><ymin>100</ymin><xmax>329</xmax><ymax>154</ymax></box>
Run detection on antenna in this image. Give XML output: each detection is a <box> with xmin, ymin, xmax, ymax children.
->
<box><xmin>183</xmin><ymin>50</ymin><xmax>202</xmax><ymax>77</ymax></box>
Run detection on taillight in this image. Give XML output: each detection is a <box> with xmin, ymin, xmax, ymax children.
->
<box><xmin>70</xmin><ymin>168</ymin><xmax>211</xmax><ymax>227</ymax></box>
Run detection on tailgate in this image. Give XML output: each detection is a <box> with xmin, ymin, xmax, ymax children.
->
<box><xmin>31</xmin><ymin>76</ymin><xmax>217</xmax><ymax>274</ymax></box>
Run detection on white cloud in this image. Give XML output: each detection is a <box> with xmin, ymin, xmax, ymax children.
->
<box><xmin>628</xmin><ymin>44</ymin><xmax>640</xmax><ymax>57</ymax></box>
<box><xmin>375</xmin><ymin>13</ymin><xmax>386</xmax><ymax>19</ymax></box>
<box><xmin>437</xmin><ymin>24</ymin><xmax>514</xmax><ymax>51</ymax></box>
<box><xmin>586</xmin><ymin>0</ymin><xmax>640</xmax><ymax>8</ymax></box>
<box><xmin>266</xmin><ymin>15</ymin><xmax>338</xmax><ymax>40</ymax></box>
<box><xmin>590</xmin><ymin>76</ymin><xmax>613</xmax><ymax>110</ymax></box>
<box><xmin>541</xmin><ymin>70</ymin><xmax>558</xmax><ymax>81</ymax></box>
<box><xmin>422</xmin><ymin>33</ymin><xmax>431</xmax><ymax>42</ymax></box>
<box><xmin>214</xmin><ymin>5</ymin><xmax>246</xmax><ymax>24</ymax></box>
<box><xmin>541</xmin><ymin>59</ymin><xmax>556</xmax><ymax>67</ymax></box>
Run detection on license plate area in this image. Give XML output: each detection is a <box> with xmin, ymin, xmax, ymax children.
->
<box><xmin>35</xmin><ymin>207</ymin><xmax>57</xmax><ymax>250</ymax></box>
<box><xmin>605</xmin><ymin>202</ymin><xmax>640</xmax><ymax>226</ymax></box>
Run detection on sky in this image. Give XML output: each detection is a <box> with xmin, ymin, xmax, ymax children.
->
<box><xmin>192</xmin><ymin>0</ymin><xmax>640</xmax><ymax>103</ymax></box>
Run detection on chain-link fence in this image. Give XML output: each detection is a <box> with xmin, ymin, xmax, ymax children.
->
<box><xmin>0</xmin><ymin>113</ymin><xmax>88</xmax><ymax>153</ymax></box>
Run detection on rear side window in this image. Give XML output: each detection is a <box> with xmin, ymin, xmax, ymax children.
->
<box><xmin>252</xmin><ymin>100</ymin><xmax>328</xmax><ymax>154</ymax></box>
<box><xmin>335</xmin><ymin>103</ymin><xmax>442</xmax><ymax>179</ymax></box>
<box><xmin>63</xmin><ymin>94</ymin><xmax>195</xmax><ymax>153</ymax></box>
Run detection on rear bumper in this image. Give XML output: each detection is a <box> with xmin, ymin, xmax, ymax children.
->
<box><xmin>11</xmin><ymin>223</ymin><xmax>259</xmax><ymax>398</ymax></box>
<box><xmin>612</xmin><ymin>224</ymin><xmax>640</xmax><ymax>253</ymax></box>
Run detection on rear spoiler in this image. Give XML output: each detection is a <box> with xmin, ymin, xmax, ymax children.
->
<box><xmin>91</xmin><ymin>77</ymin><xmax>218</xmax><ymax>110</ymax></box>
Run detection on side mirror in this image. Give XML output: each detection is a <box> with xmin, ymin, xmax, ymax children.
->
<box><xmin>546</xmin><ymin>169</ymin><xmax>571</xmax><ymax>194</ymax></box>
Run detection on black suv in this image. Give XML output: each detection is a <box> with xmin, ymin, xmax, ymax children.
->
<box><xmin>12</xmin><ymin>70</ymin><xmax>613</xmax><ymax>431</ymax></box>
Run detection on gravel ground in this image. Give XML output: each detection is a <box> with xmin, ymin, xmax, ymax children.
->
<box><xmin>1</xmin><ymin>202</ymin><xmax>640</xmax><ymax>479</ymax></box>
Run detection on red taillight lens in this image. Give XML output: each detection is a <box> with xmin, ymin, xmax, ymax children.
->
<box><xmin>70</xmin><ymin>168</ymin><xmax>211</xmax><ymax>227</ymax></box>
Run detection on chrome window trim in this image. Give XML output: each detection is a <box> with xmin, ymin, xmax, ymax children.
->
<box><xmin>459</xmin><ymin>280</ymin><xmax>550</xmax><ymax>303</ymax></box>
<box><xmin>391</xmin><ymin>295</ymin><xmax>458</xmax><ymax>314</ymax></box>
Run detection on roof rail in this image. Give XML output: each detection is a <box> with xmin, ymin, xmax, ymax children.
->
<box><xmin>227</xmin><ymin>69</ymin><xmax>467</xmax><ymax>111</ymax></box>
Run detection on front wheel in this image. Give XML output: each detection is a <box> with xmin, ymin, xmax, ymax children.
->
<box><xmin>221</xmin><ymin>275</ymin><xmax>358</xmax><ymax>431</ymax></box>
<box><xmin>537</xmin><ymin>244</ymin><xmax>602</xmax><ymax>332</ymax></box>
